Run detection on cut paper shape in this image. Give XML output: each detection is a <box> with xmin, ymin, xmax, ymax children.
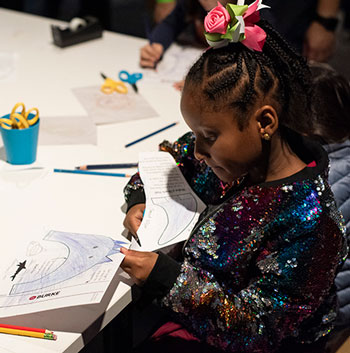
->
<box><xmin>136</xmin><ymin>151</ymin><xmax>206</xmax><ymax>251</ymax></box>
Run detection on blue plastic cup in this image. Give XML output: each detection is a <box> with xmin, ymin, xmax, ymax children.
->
<box><xmin>0</xmin><ymin>113</ymin><xmax>40</xmax><ymax>165</ymax></box>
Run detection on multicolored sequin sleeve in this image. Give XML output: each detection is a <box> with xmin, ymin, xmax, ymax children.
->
<box><xmin>160</xmin><ymin>179</ymin><xmax>347</xmax><ymax>352</ymax></box>
<box><xmin>124</xmin><ymin>132</ymin><xmax>232</xmax><ymax>207</ymax></box>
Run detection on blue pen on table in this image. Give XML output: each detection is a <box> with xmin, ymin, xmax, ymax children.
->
<box><xmin>54</xmin><ymin>169</ymin><xmax>131</xmax><ymax>178</ymax></box>
<box><xmin>125</xmin><ymin>122</ymin><xmax>178</xmax><ymax>148</ymax></box>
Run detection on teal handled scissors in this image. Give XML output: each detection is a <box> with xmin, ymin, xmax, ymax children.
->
<box><xmin>118</xmin><ymin>70</ymin><xmax>143</xmax><ymax>93</ymax></box>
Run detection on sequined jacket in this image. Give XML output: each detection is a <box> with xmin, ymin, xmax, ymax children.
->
<box><xmin>124</xmin><ymin>132</ymin><xmax>347</xmax><ymax>353</ymax></box>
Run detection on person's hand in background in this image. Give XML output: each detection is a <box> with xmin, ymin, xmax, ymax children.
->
<box><xmin>140</xmin><ymin>43</ymin><xmax>164</xmax><ymax>68</ymax></box>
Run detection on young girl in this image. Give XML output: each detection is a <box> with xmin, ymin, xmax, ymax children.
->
<box><xmin>122</xmin><ymin>2</ymin><xmax>347</xmax><ymax>352</ymax></box>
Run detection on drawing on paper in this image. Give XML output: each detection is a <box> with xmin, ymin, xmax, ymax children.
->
<box><xmin>9</xmin><ymin>230</ymin><xmax>127</xmax><ymax>295</ymax></box>
<box><xmin>151</xmin><ymin>194</ymin><xmax>198</xmax><ymax>246</ymax></box>
<box><xmin>141</xmin><ymin>45</ymin><xmax>202</xmax><ymax>83</ymax></box>
<box><xmin>72</xmin><ymin>86</ymin><xmax>158</xmax><ymax>125</ymax></box>
<box><xmin>10</xmin><ymin>261</ymin><xmax>26</xmax><ymax>281</ymax></box>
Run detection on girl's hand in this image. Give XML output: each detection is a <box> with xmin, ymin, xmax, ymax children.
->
<box><xmin>140</xmin><ymin>43</ymin><xmax>164</xmax><ymax>68</ymax></box>
<box><xmin>123</xmin><ymin>203</ymin><xmax>145</xmax><ymax>235</ymax></box>
<box><xmin>120</xmin><ymin>248</ymin><xmax>158</xmax><ymax>285</ymax></box>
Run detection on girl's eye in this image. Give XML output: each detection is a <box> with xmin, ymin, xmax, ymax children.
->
<box><xmin>203</xmin><ymin>134</ymin><xmax>217</xmax><ymax>143</ymax></box>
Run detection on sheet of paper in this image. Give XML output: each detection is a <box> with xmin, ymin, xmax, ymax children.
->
<box><xmin>72</xmin><ymin>86</ymin><xmax>158</xmax><ymax>125</ymax></box>
<box><xmin>0</xmin><ymin>168</ymin><xmax>131</xmax><ymax>317</ymax></box>
<box><xmin>0</xmin><ymin>230</ymin><xmax>129</xmax><ymax>318</ymax></box>
<box><xmin>141</xmin><ymin>44</ymin><xmax>203</xmax><ymax>84</ymax></box>
<box><xmin>39</xmin><ymin>115</ymin><xmax>97</xmax><ymax>145</ymax></box>
<box><xmin>135</xmin><ymin>151</ymin><xmax>206</xmax><ymax>251</ymax></box>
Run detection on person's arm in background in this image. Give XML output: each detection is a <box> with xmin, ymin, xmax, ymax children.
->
<box><xmin>303</xmin><ymin>0</ymin><xmax>340</xmax><ymax>62</ymax></box>
<box><xmin>140</xmin><ymin>0</ymin><xmax>186</xmax><ymax>68</ymax></box>
<box><xmin>153</xmin><ymin>0</ymin><xmax>176</xmax><ymax>24</ymax></box>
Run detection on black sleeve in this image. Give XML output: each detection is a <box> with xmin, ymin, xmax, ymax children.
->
<box><xmin>132</xmin><ymin>252</ymin><xmax>181</xmax><ymax>308</ymax></box>
<box><xmin>126</xmin><ymin>188</ymin><xmax>146</xmax><ymax>212</ymax></box>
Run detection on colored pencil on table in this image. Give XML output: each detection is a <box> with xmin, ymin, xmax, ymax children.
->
<box><xmin>75</xmin><ymin>163</ymin><xmax>138</xmax><ymax>170</ymax></box>
<box><xmin>0</xmin><ymin>324</ymin><xmax>53</xmax><ymax>334</ymax></box>
<box><xmin>125</xmin><ymin>122</ymin><xmax>178</xmax><ymax>148</ymax></box>
<box><xmin>0</xmin><ymin>327</ymin><xmax>57</xmax><ymax>340</ymax></box>
<box><xmin>54</xmin><ymin>169</ymin><xmax>131</xmax><ymax>178</ymax></box>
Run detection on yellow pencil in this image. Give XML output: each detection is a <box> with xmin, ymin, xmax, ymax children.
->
<box><xmin>0</xmin><ymin>327</ymin><xmax>57</xmax><ymax>340</ymax></box>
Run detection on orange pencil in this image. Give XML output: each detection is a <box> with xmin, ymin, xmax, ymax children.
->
<box><xmin>0</xmin><ymin>323</ymin><xmax>53</xmax><ymax>334</ymax></box>
<box><xmin>0</xmin><ymin>327</ymin><xmax>56</xmax><ymax>340</ymax></box>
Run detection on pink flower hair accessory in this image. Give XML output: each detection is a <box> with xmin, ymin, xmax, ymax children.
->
<box><xmin>204</xmin><ymin>0</ymin><xmax>270</xmax><ymax>51</ymax></box>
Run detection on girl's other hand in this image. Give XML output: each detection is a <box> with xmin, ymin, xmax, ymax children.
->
<box><xmin>140</xmin><ymin>43</ymin><xmax>164</xmax><ymax>68</ymax></box>
<box><xmin>120</xmin><ymin>248</ymin><xmax>158</xmax><ymax>285</ymax></box>
<box><xmin>123</xmin><ymin>203</ymin><xmax>145</xmax><ymax>235</ymax></box>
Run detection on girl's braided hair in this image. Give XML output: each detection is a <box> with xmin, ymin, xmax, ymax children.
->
<box><xmin>184</xmin><ymin>20</ymin><xmax>312</xmax><ymax>134</ymax></box>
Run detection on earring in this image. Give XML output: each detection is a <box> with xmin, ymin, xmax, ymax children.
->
<box><xmin>262</xmin><ymin>133</ymin><xmax>271</xmax><ymax>141</ymax></box>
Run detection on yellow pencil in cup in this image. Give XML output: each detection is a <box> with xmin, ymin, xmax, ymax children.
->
<box><xmin>0</xmin><ymin>327</ymin><xmax>57</xmax><ymax>340</ymax></box>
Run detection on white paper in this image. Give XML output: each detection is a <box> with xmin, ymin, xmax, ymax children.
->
<box><xmin>39</xmin><ymin>115</ymin><xmax>97</xmax><ymax>145</ymax></box>
<box><xmin>72</xmin><ymin>86</ymin><xmax>158</xmax><ymax>125</ymax></box>
<box><xmin>0</xmin><ymin>168</ymin><xmax>131</xmax><ymax>317</ymax></box>
<box><xmin>0</xmin><ymin>230</ymin><xmax>130</xmax><ymax>318</ymax></box>
<box><xmin>136</xmin><ymin>151</ymin><xmax>206</xmax><ymax>251</ymax></box>
<box><xmin>141</xmin><ymin>44</ymin><xmax>203</xmax><ymax>84</ymax></box>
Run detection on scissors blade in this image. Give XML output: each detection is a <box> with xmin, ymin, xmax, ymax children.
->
<box><xmin>132</xmin><ymin>83</ymin><xmax>138</xmax><ymax>93</ymax></box>
<box><xmin>100</xmin><ymin>72</ymin><xmax>107</xmax><ymax>80</ymax></box>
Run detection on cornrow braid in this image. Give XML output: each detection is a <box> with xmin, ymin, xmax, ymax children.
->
<box><xmin>184</xmin><ymin>20</ymin><xmax>312</xmax><ymax>134</ymax></box>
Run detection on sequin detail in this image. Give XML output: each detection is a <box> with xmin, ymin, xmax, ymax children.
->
<box><xmin>124</xmin><ymin>132</ymin><xmax>347</xmax><ymax>352</ymax></box>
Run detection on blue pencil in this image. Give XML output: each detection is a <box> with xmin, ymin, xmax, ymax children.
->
<box><xmin>53</xmin><ymin>169</ymin><xmax>131</xmax><ymax>178</ymax></box>
<box><xmin>125</xmin><ymin>122</ymin><xmax>178</xmax><ymax>148</ymax></box>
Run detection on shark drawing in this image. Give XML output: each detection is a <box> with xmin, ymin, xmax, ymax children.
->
<box><xmin>10</xmin><ymin>260</ymin><xmax>27</xmax><ymax>281</ymax></box>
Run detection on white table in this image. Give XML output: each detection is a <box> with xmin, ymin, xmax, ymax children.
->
<box><xmin>0</xmin><ymin>7</ymin><xmax>192</xmax><ymax>353</ymax></box>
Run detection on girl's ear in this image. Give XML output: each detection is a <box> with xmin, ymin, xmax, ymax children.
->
<box><xmin>254</xmin><ymin>105</ymin><xmax>279</xmax><ymax>140</ymax></box>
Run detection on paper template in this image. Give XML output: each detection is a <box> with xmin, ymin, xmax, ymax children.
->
<box><xmin>39</xmin><ymin>115</ymin><xmax>97</xmax><ymax>145</ymax></box>
<box><xmin>136</xmin><ymin>151</ymin><xmax>206</xmax><ymax>251</ymax></box>
<box><xmin>0</xmin><ymin>230</ymin><xmax>130</xmax><ymax>318</ymax></box>
<box><xmin>141</xmin><ymin>44</ymin><xmax>203</xmax><ymax>84</ymax></box>
<box><xmin>72</xmin><ymin>86</ymin><xmax>158</xmax><ymax>125</ymax></box>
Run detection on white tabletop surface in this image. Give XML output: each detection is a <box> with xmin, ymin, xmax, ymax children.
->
<box><xmin>0</xmin><ymin>7</ymin><xmax>193</xmax><ymax>353</ymax></box>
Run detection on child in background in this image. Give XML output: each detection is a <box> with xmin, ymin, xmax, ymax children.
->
<box><xmin>122</xmin><ymin>2</ymin><xmax>347</xmax><ymax>352</ymax></box>
<box><xmin>140</xmin><ymin>0</ymin><xmax>228</xmax><ymax>69</ymax></box>
<box><xmin>308</xmin><ymin>62</ymin><xmax>350</xmax><ymax>329</ymax></box>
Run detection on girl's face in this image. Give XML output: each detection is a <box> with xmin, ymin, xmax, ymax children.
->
<box><xmin>181</xmin><ymin>90</ymin><xmax>263</xmax><ymax>183</ymax></box>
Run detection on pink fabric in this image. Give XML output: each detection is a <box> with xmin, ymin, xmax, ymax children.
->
<box><xmin>204</xmin><ymin>2</ymin><xmax>231</xmax><ymax>34</ymax></box>
<box><xmin>151</xmin><ymin>321</ymin><xmax>199</xmax><ymax>342</ymax></box>
<box><xmin>307</xmin><ymin>161</ymin><xmax>317</xmax><ymax>167</ymax></box>
<box><xmin>241</xmin><ymin>0</ymin><xmax>266</xmax><ymax>51</ymax></box>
